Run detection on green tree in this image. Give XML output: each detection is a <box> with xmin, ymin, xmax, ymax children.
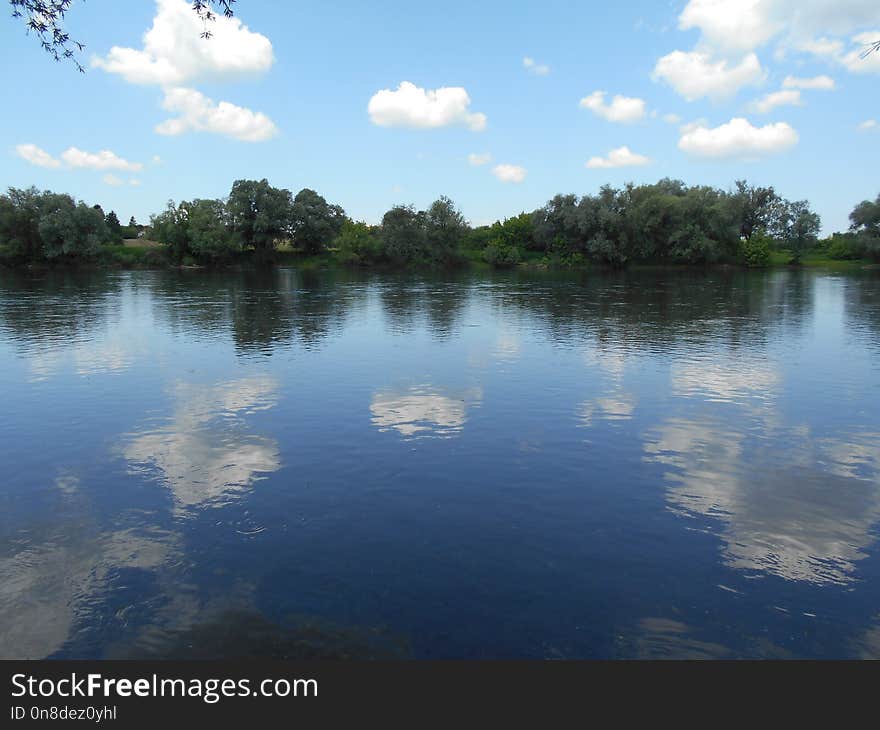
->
<box><xmin>424</xmin><ymin>196</ymin><xmax>467</xmax><ymax>263</ymax></box>
<box><xmin>773</xmin><ymin>199</ymin><xmax>821</xmax><ymax>263</ymax></box>
<box><xmin>151</xmin><ymin>198</ymin><xmax>237</xmax><ymax>262</ymax></box>
<box><xmin>290</xmin><ymin>188</ymin><xmax>346</xmax><ymax>254</ymax></box>
<box><xmin>380</xmin><ymin>205</ymin><xmax>426</xmax><ymax>262</ymax></box>
<box><xmin>334</xmin><ymin>220</ymin><xmax>383</xmax><ymax>265</ymax></box>
<box><xmin>848</xmin><ymin>193</ymin><xmax>880</xmax><ymax>260</ymax></box>
<box><xmin>226</xmin><ymin>179</ymin><xmax>294</xmax><ymax>254</ymax></box>
<box><xmin>38</xmin><ymin>196</ymin><xmax>107</xmax><ymax>258</ymax></box>
<box><xmin>731</xmin><ymin>180</ymin><xmax>780</xmax><ymax>241</ymax></box>
<box><xmin>0</xmin><ymin>186</ymin><xmax>44</xmax><ymax>259</ymax></box>
<box><xmin>105</xmin><ymin>210</ymin><xmax>123</xmax><ymax>243</ymax></box>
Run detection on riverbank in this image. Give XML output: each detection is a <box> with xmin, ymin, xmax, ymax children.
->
<box><xmin>2</xmin><ymin>242</ymin><xmax>877</xmax><ymax>273</ymax></box>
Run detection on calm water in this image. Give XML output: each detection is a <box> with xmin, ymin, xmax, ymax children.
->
<box><xmin>1</xmin><ymin>266</ymin><xmax>880</xmax><ymax>659</ymax></box>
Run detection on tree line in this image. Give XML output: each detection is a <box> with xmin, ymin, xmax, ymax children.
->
<box><xmin>1</xmin><ymin>178</ymin><xmax>879</xmax><ymax>269</ymax></box>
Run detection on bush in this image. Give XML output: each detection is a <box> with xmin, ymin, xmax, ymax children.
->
<box><xmin>739</xmin><ymin>233</ymin><xmax>771</xmax><ymax>267</ymax></box>
<box><xmin>334</xmin><ymin>220</ymin><xmax>383</xmax><ymax>265</ymax></box>
<box><xmin>483</xmin><ymin>239</ymin><xmax>522</xmax><ymax>267</ymax></box>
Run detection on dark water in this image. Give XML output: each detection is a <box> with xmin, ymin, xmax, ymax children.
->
<box><xmin>1</xmin><ymin>266</ymin><xmax>880</xmax><ymax>659</ymax></box>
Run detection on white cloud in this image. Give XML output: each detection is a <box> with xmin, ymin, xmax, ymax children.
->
<box><xmin>749</xmin><ymin>89</ymin><xmax>803</xmax><ymax>113</ymax></box>
<box><xmin>368</xmin><ymin>81</ymin><xmax>487</xmax><ymax>131</ymax></box>
<box><xmin>468</xmin><ymin>152</ymin><xmax>492</xmax><ymax>166</ymax></box>
<box><xmin>151</xmin><ymin>155</ymin><xmax>163</xmax><ymax>164</ymax></box>
<box><xmin>103</xmin><ymin>174</ymin><xmax>124</xmax><ymax>186</ymax></box>
<box><xmin>579</xmin><ymin>91</ymin><xmax>647</xmax><ymax>123</ymax></box>
<box><xmin>61</xmin><ymin>147</ymin><xmax>144</xmax><ymax>171</ymax></box>
<box><xmin>130</xmin><ymin>179</ymin><xmax>142</xmax><ymax>186</ymax></box>
<box><xmin>653</xmin><ymin>51</ymin><xmax>764</xmax><ymax>101</ymax></box>
<box><xmin>798</xmin><ymin>37</ymin><xmax>845</xmax><ymax>57</ymax></box>
<box><xmin>15</xmin><ymin>143</ymin><xmax>61</xmax><ymax>169</ymax></box>
<box><xmin>91</xmin><ymin>0</ymin><xmax>273</xmax><ymax>86</ymax></box>
<box><xmin>859</xmin><ymin>119</ymin><xmax>878</xmax><ymax>130</ymax></box>
<box><xmin>155</xmin><ymin>87</ymin><xmax>278</xmax><ymax>142</ymax></box>
<box><xmin>663</xmin><ymin>113</ymin><xmax>682</xmax><ymax>124</ymax></box>
<box><xmin>523</xmin><ymin>56</ymin><xmax>550</xmax><ymax>75</ymax></box>
<box><xmin>839</xmin><ymin>31</ymin><xmax>880</xmax><ymax>73</ymax></box>
<box><xmin>782</xmin><ymin>74</ymin><xmax>836</xmax><ymax>89</ymax></box>
<box><xmin>679</xmin><ymin>0</ymin><xmax>781</xmax><ymax>54</ymax></box>
<box><xmin>676</xmin><ymin>0</ymin><xmax>879</xmax><ymax>55</ymax></box>
<box><xmin>678</xmin><ymin>117</ymin><xmax>798</xmax><ymax>158</ymax></box>
<box><xmin>491</xmin><ymin>164</ymin><xmax>527</xmax><ymax>183</ymax></box>
<box><xmin>585</xmin><ymin>146</ymin><xmax>652</xmax><ymax>169</ymax></box>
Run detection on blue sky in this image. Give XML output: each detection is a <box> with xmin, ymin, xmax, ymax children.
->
<box><xmin>1</xmin><ymin>0</ymin><xmax>878</xmax><ymax>233</ymax></box>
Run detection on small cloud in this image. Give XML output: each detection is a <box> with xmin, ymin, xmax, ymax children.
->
<box><xmin>579</xmin><ymin>91</ymin><xmax>646</xmax><ymax>123</ymax></box>
<box><xmin>678</xmin><ymin>117</ymin><xmax>798</xmax><ymax>159</ymax></box>
<box><xmin>129</xmin><ymin>178</ymin><xmax>142</xmax><ymax>186</ymax></box>
<box><xmin>783</xmin><ymin>74</ymin><xmax>835</xmax><ymax>90</ymax></box>
<box><xmin>468</xmin><ymin>152</ymin><xmax>492</xmax><ymax>166</ymax></box>
<box><xmin>523</xmin><ymin>56</ymin><xmax>550</xmax><ymax>75</ymax></box>
<box><xmin>151</xmin><ymin>155</ymin><xmax>163</xmax><ymax>164</ymax></box>
<box><xmin>156</xmin><ymin>87</ymin><xmax>278</xmax><ymax>142</ymax></box>
<box><xmin>103</xmin><ymin>174</ymin><xmax>124</xmax><ymax>186</ymax></box>
<box><xmin>368</xmin><ymin>81</ymin><xmax>486</xmax><ymax>131</ymax></box>
<box><xmin>15</xmin><ymin>143</ymin><xmax>61</xmax><ymax>169</ymax></box>
<box><xmin>652</xmin><ymin>50</ymin><xmax>764</xmax><ymax>101</ymax></box>
<box><xmin>491</xmin><ymin>164</ymin><xmax>527</xmax><ymax>183</ymax></box>
<box><xmin>585</xmin><ymin>146</ymin><xmax>651</xmax><ymax>169</ymax></box>
<box><xmin>62</xmin><ymin>147</ymin><xmax>143</xmax><ymax>171</ymax></box>
<box><xmin>662</xmin><ymin>113</ymin><xmax>682</xmax><ymax>124</ymax></box>
<box><xmin>858</xmin><ymin>119</ymin><xmax>877</xmax><ymax>131</ymax></box>
<box><xmin>748</xmin><ymin>89</ymin><xmax>803</xmax><ymax>114</ymax></box>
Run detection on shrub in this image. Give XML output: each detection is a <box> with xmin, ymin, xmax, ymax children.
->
<box><xmin>739</xmin><ymin>233</ymin><xmax>771</xmax><ymax>267</ymax></box>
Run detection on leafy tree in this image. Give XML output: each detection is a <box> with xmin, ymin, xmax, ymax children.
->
<box><xmin>226</xmin><ymin>179</ymin><xmax>294</xmax><ymax>253</ymax></box>
<box><xmin>105</xmin><ymin>210</ymin><xmax>123</xmax><ymax>243</ymax></box>
<box><xmin>290</xmin><ymin>188</ymin><xmax>345</xmax><ymax>254</ymax></box>
<box><xmin>380</xmin><ymin>205</ymin><xmax>426</xmax><ymax>263</ymax></box>
<box><xmin>0</xmin><ymin>186</ymin><xmax>44</xmax><ymax>259</ymax></box>
<box><xmin>731</xmin><ymin>180</ymin><xmax>780</xmax><ymax>241</ymax></box>
<box><xmin>425</xmin><ymin>196</ymin><xmax>467</xmax><ymax>263</ymax></box>
<box><xmin>334</xmin><ymin>220</ymin><xmax>383</xmax><ymax>265</ymax></box>
<box><xmin>38</xmin><ymin>196</ymin><xmax>107</xmax><ymax>258</ymax></box>
<box><xmin>150</xmin><ymin>202</ymin><xmax>191</xmax><ymax>262</ymax></box>
<box><xmin>773</xmin><ymin>199</ymin><xmax>821</xmax><ymax>263</ymax></box>
<box><xmin>848</xmin><ymin>193</ymin><xmax>880</xmax><ymax>260</ymax></box>
<box><xmin>150</xmin><ymin>198</ymin><xmax>238</xmax><ymax>262</ymax></box>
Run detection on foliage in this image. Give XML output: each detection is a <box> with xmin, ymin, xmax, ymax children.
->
<box><xmin>334</xmin><ymin>220</ymin><xmax>383</xmax><ymax>265</ymax></box>
<box><xmin>150</xmin><ymin>198</ymin><xmax>238</xmax><ymax>262</ymax></box>
<box><xmin>739</xmin><ymin>232</ymin><xmax>772</xmax><ymax>267</ymax></box>
<box><xmin>0</xmin><ymin>186</ymin><xmax>110</xmax><ymax>260</ymax></box>
<box><xmin>290</xmin><ymin>188</ymin><xmax>345</xmax><ymax>254</ymax></box>
<box><xmin>227</xmin><ymin>179</ymin><xmax>294</xmax><ymax>253</ymax></box>
<box><xmin>425</xmin><ymin>196</ymin><xmax>468</xmax><ymax>263</ymax></box>
<box><xmin>849</xmin><ymin>193</ymin><xmax>880</xmax><ymax>261</ymax></box>
<box><xmin>380</xmin><ymin>205</ymin><xmax>426</xmax><ymax>263</ymax></box>
<box><xmin>105</xmin><ymin>210</ymin><xmax>123</xmax><ymax>243</ymax></box>
<box><xmin>38</xmin><ymin>197</ymin><xmax>107</xmax><ymax>258</ymax></box>
<box><xmin>772</xmin><ymin>199</ymin><xmax>821</xmax><ymax>263</ymax></box>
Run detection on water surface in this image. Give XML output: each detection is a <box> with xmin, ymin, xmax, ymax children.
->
<box><xmin>2</xmin><ymin>266</ymin><xmax>880</xmax><ymax>659</ymax></box>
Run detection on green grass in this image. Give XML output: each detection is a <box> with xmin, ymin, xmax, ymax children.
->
<box><xmin>100</xmin><ymin>244</ymin><xmax>165</xmax><ymax>268</ymax></box>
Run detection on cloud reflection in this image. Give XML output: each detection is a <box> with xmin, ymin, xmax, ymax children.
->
<box><xmin>0</xmin><ymin>527</ymin><xmax>174</xmax><ymax>659</ymax></box>
<box><xmin>370</xmin><ymin>386</ymin><xmax>482</xmax><ymax>438</ymax></box>
<box><xmin>124</xmin><ymin>376</ymin><xmax>280</xmax><ymax>513</ymax></box>
<box><xmin>645</xmin><ymin>417</ymin><xmax>880</xmax><ymax>585</ymax></box>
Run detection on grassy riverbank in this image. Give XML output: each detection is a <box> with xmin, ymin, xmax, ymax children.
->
<box><xmin>6</xmin><ymin>242</ymin><xmax>870</xmax><ymax>273</ymax></box>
